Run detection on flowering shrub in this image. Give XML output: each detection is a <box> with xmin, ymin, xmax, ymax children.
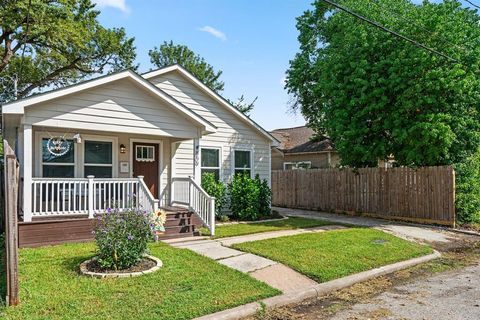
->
<box><xmin>94</xmin><ymin>207</ymin><xmax>152</xmax><ymax>270</ymax></box>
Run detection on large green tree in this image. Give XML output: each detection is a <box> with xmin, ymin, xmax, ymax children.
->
<box><xmin>149</xmin><ymin>41</ymin><xmax>257</xmax><ymax>116</ymax></box>
<box><xmin>286</xmin><ymin>0</ymin><xmax>480</xmax><ymax>167</ymax></box>
<box><xmin>0</xmin><ymin>0</ymin><xmax>136</xmax><ymax>101</ymax></box>
<box><xmin>149</xmin><ymin>41</ymin><xmax>224</xmax><ymax>92</ymax></box>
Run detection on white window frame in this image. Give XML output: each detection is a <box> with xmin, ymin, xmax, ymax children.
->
<box><xmin>200</xmin><ymin>146</ymin><xmax>222</xmax><ymax>181</ymax></box>
<box><xmin>232</xmin><ymin>147</ymin><xmax>254</xmax><ymax>178</ymax></box>
<box><xmin>83</xmin><ymin>139</ymin><xmax>115</xmax><ymax>178</ymax></box>
<box><xmin>39</xmin><ymin>137</ymin><xmax>77</xmax><ymax>178</ymax></box>
<box><xmin>135</xmin><ymin>145</ymin><xmax>156</xmax><ymax>162</ymax></box>
<box><xmin>283</xmin><ymin>161</ymin><xmax>312</xmax><ymax>170</ymax></box>
<box><xmin>34</xmin><ymin>131</ymin><xmax>118</xmax><ymax>178</ymax></box>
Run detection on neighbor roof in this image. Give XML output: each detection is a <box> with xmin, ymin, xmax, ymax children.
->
<box><xmin>270</xmin><ymin>126</ymin><xmax>334</xmax><ymax>154</ymax></box>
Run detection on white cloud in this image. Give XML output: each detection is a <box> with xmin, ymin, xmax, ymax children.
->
<box><xmin>93</xmin><ymin>0</ymin><xmax>129</xmax><ymax>13</ymax></box>
<box><xmin>198</xmin><ymin>26</ymin><xmax>227</xmax><ymax>41</ymax></box>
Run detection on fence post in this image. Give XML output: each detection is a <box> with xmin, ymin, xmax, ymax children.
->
<box><xmin>4</xmin><ymin>140</ymin><xmax>19</xmax><ymax>306</ymax></box>
<box><xmin>87</xmin><ymin>175</ymin><xmax>95</xmax><ymax>218</ymax></box>
<box><xmin>210</xmin><ymin>198</ymin><xmax>216</xmax><ymax>236</ymax></box>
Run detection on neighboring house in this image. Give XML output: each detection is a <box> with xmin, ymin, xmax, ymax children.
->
<box><xmin>270</xmin><ymin>126</ymin><xmax>339</xmax><ymax>170</ymax></box>
<box><xmin>2</xmin><ymin>64</ymin><xmax>278</xmax><ymax>246</ymax></box>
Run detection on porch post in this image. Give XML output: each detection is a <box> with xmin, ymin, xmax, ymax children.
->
<box><xmin>193</xmin><ymin>138</ymin><xmax>201</xmax><ymax>184</ymax></box>
<box><xmin>23</xmin><ymin>124</ymin><xmax>33</xmax><ymax>222</ymax></box>
<box><xmin>87</xmin><ymin>175</ymin><xmax>95</xmax><ymax>218</ymax></box>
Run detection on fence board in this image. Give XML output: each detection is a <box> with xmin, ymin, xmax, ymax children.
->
<box><xmin>272</xmin><ymin>166</ymin><xmax>455</xmax><ymax>226</ymax></box>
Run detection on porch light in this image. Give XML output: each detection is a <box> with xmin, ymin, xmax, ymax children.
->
<box><xmin>120</xmin><ymin>144</ymin><xmax>127</xmax><ymax>154</ymax></box>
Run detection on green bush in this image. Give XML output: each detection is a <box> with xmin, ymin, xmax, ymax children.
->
<box><xmin>455</xmin><ymin>149</ymin><xmax>480</xmax><ymax>224</ymax></box>
<box><xmin>201</xmin><ymin>172</ymin><xmax>227</xmax><ymax>217</ymax></box>
<box><xmin>229</xmin><ymin>173</ymin><xmax>260</xmax><ymax>220</ymax></box>
<box><xmin>256</xmin><ymin>174</ymin><xmax>272</xmax><ymax>217</ymax></box>
<box><xmin>228</xmin><ymin>174</ymin><xmax>272</xmax><ymax>220</ymax></box>
<box><xmin>94</xmin><ymin>207</ymin><xmax>152</xmax><ymax>270</ymax></box>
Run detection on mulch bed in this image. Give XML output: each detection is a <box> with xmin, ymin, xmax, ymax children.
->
<box><xmin>86</xmin><ymin>257</ymin><xmax>157</xmax><ymax>274</ymax></box>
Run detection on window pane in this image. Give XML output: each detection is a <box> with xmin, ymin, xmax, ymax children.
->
<box><xmin>84</xmin><ymin>166</ymin><xmax>112</xmax><ymax>178</ymax></box>
<box><xmin>42</xmin><ymin>138</ymin><xmax>74</xmax><ymax>163</ymax></box>
<box><xmin>43</xmin><ymin>165</ymin><xmax>74</xmax><ymax>178</ymax></box>
<box><xmin>85</xmin><ymin>141</ymin><xmax>112</xmax><ymax>164</ymax></box>
<box><xmin>201</xmin><ymin>168</ymin><xmax>220</xmax><ymax>181</ymax></box>
<box><xmin>234</xmin><ymin>150</ymin><xmax>251</xmax><ymax>168</ymax></box>
<box><xmin>234</xmin><ymin>169</ymin><xmax>251</xmax><ymax>177</ymax></box>
<box><xmin>201</xmin><ymin>148</ymin><xmax>219</xmax><ymax>167</ymax></box>
<box><xmin>136</xmin><ymin>147</ymin><xmax>142</xmax><ymax>159</ymax></box>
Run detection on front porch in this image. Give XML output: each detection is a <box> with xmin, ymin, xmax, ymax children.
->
<box><xmin>20</xmin><ymin>175</ymin><xmax>215</xmax><ymax>247</ymax></box>
<box><xmin>17</xmin><ymin>126</ymin><xmax>216</xmax><ymax>246</ymax></box>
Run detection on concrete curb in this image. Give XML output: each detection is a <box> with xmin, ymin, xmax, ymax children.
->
<box><xmin>193</xmin><ymin>250</ymin><xmax>441</xmax><ymax>320</ymax></box>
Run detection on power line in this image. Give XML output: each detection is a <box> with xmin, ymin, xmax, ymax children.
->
<box><xmin>465</xmin><ymin>0</ymin><xmax>480</xmax><ymax>10</ymax></box>
<box><xmin>320</xmin><ymin>0</ymin><xmax>459</xmax><ymax>63</ymax></box>
<box><xmin>369</xmin><ymin>0</ymin><xmax>470</xmax><ymax>55</ymax></box>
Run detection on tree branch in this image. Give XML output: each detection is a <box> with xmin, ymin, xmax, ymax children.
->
<box><xmin>18</xmin><ymin>57</ymin><xmax>82</xmax><ymax>97</ymax></box>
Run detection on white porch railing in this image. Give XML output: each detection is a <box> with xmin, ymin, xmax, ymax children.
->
<box><xmin>171</xmin><ymin>177</ymin><xmax>216</xmax><ymax>236</ymax></box>
<box><xmin>30</xmin><ymin>176</ymin><xmax>158</xmax><ymax>219</ymax></box>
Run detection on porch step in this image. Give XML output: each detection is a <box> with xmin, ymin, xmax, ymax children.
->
<box><xmin>157</xmin><ymin>207</ymin><xmax>204</xmax><ymax>240</ymax></box>
<box><xmin>18</xmin><ymin>207</ymin><xmax>205</xmax><ymax>247</ymax></box>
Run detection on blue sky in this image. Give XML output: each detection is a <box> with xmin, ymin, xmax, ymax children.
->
<box><xmin>92</xmin><ymin>0</ymin><xmax>312</xmax><ymax>131</ymax></box>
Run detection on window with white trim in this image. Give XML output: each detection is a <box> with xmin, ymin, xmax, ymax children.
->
<box><xmin>283</xmin><ymin>161</ymin><xmax>312</xmax><ymax>170</ymax></box>
<box><xmin>42</xmin><ymin>138</ymin><xmax>75</xmax><ymax>178</ymax></box>
<box><xmin>234</xmin><ymin>150</ymin><xmax>252</xmax><ymax>176</ymax></box>
<box><xmin>201</xmin><ymin>147</ymin><xmax>220</xmax><ymax>181</ymax></box>
<box><xmin>136</xmin><ymin>145</ymin><xmax>155</xmax><ymax>162</ymax></box>
<box><xmin>84</xmin><ymin>141</ymin><xmax>113</xmax><ymax>178</ymax></box>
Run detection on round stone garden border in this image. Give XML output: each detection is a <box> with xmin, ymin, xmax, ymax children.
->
<box><xmin>79</xmin><ymin>255</ymin><xmax>163</xmax><ymax>279</ymax></box>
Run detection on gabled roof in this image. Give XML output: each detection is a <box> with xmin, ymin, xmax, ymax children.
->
<box><xmin>270</xmin><ymin>126</ymin><xmax>334</xmax><ymax>154</ymax></box>
<box><xmin>2</xmin><ymin>69</ymin><xmax>216</xmax><ymax>134</ymax></box>
<box><xmin>142</xmin><ymin>64</ymin><xmax>279</xmax><ymax>145</ymax></box>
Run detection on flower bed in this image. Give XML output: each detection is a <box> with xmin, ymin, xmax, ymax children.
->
<box><xmin>79</xmin><ymin>255</ymin><xmax>162</xmax><ymax>278</ymax></box>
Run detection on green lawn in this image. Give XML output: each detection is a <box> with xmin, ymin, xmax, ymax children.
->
<box><xmin>232</xmin><ymin>228</ymin><xmax>433</xmax><ymax>283</ymax></box>
<box><xmin>201</xmin><ymin>217</ymin><xmax>340</xmax><ymax>238</ymax></box>
<box><xmin>0</xmin><ymin>242</ymin><xmax>279</xmax><ymax>320</ymax></box>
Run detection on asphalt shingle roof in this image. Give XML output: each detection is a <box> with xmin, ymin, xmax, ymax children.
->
<box><xmin>270</xmin><ymin>126</ymin><xmax>334</xmax><ymax>154</ymax></box>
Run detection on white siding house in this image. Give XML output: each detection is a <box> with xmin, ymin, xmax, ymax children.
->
<box><xmin>2</xmin><ymin>65</ymin><xmax>278</xmax><ymax>238</ymax></box>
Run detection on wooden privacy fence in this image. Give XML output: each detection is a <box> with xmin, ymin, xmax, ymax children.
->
<box><xmin>272</xmin><ymin>166</ymin><xmax>455</xmax><ymax>226</ymax></box>
<box><xmin>3</xmin><ymin>140</ymin><xmax>20</xmax><ymax>306</ymax></box>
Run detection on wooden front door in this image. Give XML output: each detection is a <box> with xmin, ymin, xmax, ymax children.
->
<box><xmin>132</xmin><ymin>142</ymin><xmax>159</xmax><ymax>196</ymax></box>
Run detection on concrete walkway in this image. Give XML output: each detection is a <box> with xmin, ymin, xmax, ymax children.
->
<box><xmin>273</xmin><ymin>207</ymin><xmax>466</xmax><ymax>245</ymax></box>
<box><xmin>163</xmin><ymin>225</ymin><xmax>344</xmax><ymax>293</ymax></box>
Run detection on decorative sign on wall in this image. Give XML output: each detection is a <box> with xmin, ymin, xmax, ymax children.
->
<box><xmin>47</xmin><ymin>137</ymin><xmax>71</xmax><ymax>157</ymax></box>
